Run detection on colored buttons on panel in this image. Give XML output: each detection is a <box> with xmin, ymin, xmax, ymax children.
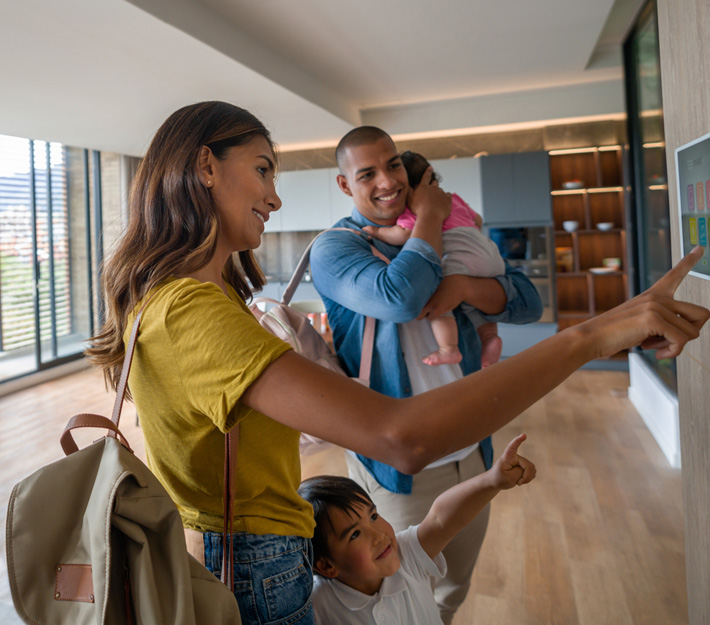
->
<box><xmin>689</xmin><ymin>217</ymin><xmax>708</xmax><ymax>246</ymax></box>
<box><xmin>689</xmin><ymin>218</ymin><xmax>698</xmax><ymax>244</ymax></box>
<box><xmin>697</xmin><ymin>182</ymin><xmax>705</xmax><ymax>212</ymax></box>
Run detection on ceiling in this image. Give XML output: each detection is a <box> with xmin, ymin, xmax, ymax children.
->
<box><xmin>0</xmin><ymin>0</ymin><xmax>644</xmax><ymax>157</ymax></box>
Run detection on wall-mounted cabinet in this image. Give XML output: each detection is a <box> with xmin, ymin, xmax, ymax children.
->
<box><xmin>550</xmin><ymin>146</ymin><xmax>629</xmax><ymax>338</ymax></box>
<box><xmin>429</xmin><ymin>156</ymin><xmax>482</xmax><ymax>215</ymax></box>
<box><xmin>272</xmin><ymin>169</ymin><xmax>331</xmax><ymax>232</ymax></box>
<box><xmin>480</xmin><ymin>151</ymin><xmax>552</xmax><ymax>226</ymax></box>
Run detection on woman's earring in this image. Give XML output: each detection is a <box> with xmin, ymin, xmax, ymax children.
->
<box><xmin>206</xmin><ymin>179</ymin><xmax>213</xmax><ymax>187</ymax></box>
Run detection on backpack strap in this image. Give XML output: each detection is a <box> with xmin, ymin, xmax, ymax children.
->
<box><xmin>84</xmin><ymin>292</ymin><xmax>240</xmax><ymax>592</ymax></box>
<box><xmin>61</xmin><ymin>296</ymin><xmax>154</xmax><ymax>454</ymax></box>
<box><xmin>280</xmin><ymin>227</ymin><xmax>389</xmax><ymax>385</ymax></box>
<box><xmin>222</xmin><ymin>429</ymin><xmax>238</xmax><ymax>591</ymax></box>
<box><xmin>111</xmin><ymin>296</ymin><xmax>152</xmax><ymax>428</ymax></box>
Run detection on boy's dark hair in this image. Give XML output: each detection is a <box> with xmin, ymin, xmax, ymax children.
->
<box><xmin>400</xmin><ymin>150</ymin><xmax>442</xmax><ymax>188</ymax></box>
<box><xmin>298</xmin><ymin>475</ymin><xmax>374</xmax><ymax>565</ymax></box>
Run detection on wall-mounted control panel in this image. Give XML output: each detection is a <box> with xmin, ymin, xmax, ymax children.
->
<box><xmin>676</xmin><ymin>132</ymin><xmax>710</xmax><ymax>279</ymax></box>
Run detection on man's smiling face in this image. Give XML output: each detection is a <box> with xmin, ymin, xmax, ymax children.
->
<box><xmin>336</xmin><ymin>137</ymin><xmax>409</xmax><ymax>225</ymax></box>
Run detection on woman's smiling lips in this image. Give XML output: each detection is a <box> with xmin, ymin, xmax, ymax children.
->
<box><xmin>252</xmin><ymin>208</ymin><xmax>268</xmax><ymax>223</ymax></box>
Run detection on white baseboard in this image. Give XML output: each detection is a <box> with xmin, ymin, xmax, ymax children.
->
<box><xmin>627</xmin><ymin>353</ymin><xmax>680</xmax><ymax>468</ymax></box>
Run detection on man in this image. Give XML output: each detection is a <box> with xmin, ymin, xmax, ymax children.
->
<box><xmin>309</xmin><ymin>126</ymin><xmax>543</xmax><ymax>623</ymax></box>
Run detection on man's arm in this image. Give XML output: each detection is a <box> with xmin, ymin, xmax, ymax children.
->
<box><xmin>417</xmin><ymin>434</ymin><xmax>536</xmax><ymax>560</ymax></box>
<box><xmin>419</xmin><ymin>262</ymin><xmax>543</xmax><ymax>323</ymax></box>
<box><xmin>311</xmin><ymin>229</ymin><xmax>443</xmax><ymax>323</ymax></box>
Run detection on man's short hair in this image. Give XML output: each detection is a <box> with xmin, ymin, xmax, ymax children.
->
<box><xmin>298</xmin><ymin>475</ymin><xmax>374</xmax><ymax>566</ymax></box>
<box><xmin>335</xmin><ymin>126</ymin><xmax>394</xmax><ymax>173</ymax></box>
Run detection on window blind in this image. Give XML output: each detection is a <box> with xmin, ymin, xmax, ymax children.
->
<box><xmin>0</xmin><ymin>136</ymin><xmax>71</xmax><ymax>352</ymax></box>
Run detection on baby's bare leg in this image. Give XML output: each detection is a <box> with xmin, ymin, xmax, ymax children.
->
<box><xmin>425</xmin><ymin>316</ymin><xmax>463</xmax><ymax>366</ymax></box>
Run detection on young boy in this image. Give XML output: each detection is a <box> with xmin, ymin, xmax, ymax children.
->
<box><xmin>298</xmin><ymin>434</ymin><xmax>535</xmax><ymax>624</ymax></box>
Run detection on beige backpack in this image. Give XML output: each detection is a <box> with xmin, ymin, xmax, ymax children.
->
<box><xmin>5</xmin><ymin>305</ymin><xmax>241</xmax><ymax>625</ymax></box>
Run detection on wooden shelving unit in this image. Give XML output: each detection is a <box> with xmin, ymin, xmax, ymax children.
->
<box><xmin>549</xmin><ymin>146</ymin><xmax>629</xmax><ymax>339</ymax></box>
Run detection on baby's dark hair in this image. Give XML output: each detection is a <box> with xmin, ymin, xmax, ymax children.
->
<box><xmin>298</xmin><ymin>475</ymin><xmax>374</xmax><ymax>566</ymax></box>
<box><xmin>400</xmin><ymin>150</ymin><xmax>442</xmax><ymax>188</ymax></box>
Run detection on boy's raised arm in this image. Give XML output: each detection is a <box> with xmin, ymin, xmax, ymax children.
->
<box><xmin>417</xmin><ymin>434</ymin><xmax>536</xmax><ymax>560</ymax></box>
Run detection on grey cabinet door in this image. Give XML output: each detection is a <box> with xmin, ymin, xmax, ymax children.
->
<box><xmin>482</xmin><ymin>151</ymin><xmax>551</xmax><ymax>225</ymax></box>
<box><xmin>481</xmin><ymin>153</ymin><xmax>515</xmax><ymax>223</ymax></box>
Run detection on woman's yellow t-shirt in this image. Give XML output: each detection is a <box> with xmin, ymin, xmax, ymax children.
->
<box><xmin>125</xmin><ymin>277</ymin><xmax>315</xmax><ymax>537</ymax></box>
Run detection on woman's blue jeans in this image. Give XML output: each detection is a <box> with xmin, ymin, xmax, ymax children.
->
<box><xmin>203</xmin><ymin>531</ymin><xmax>314</xmax><ymax>625</ymax></box>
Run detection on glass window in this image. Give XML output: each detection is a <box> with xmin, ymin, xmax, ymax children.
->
<box><xmin>0</xmin><ymin>135</ymin><xmax>128</xmax><ymax>383</ymax></box>
<box><xmin>623</xmin><ymin>0</ymin><xmax>676</xmax><ymax>391</ymax></box>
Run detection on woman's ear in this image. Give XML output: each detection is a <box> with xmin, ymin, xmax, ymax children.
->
<box><xmin>198</xmin><ymin>145</ymin><xmax>216</xmax><ymax>188</ymax></box>
<box><xmin>314</xmin><ymin>556</ymin><xmax>339</xmax><ymax>579</ymax></box>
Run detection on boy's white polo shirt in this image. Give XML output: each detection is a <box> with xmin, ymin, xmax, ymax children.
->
<box><xmin>312</xmin><ymin>525</ymin><xmax>446</xmax><ymax>625</ymax></box>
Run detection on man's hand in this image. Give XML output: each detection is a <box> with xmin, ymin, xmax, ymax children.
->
<box><xmin>418</xmin><ymin>275</ymin><xmax>469</xmax><ymax>319</ymax></box>
<box><xmin>407</xmin><ymin>166</ymin><xmax>452</xmax><ymax>223</ymax></box>
<box><xmin>418</xmin><ymin>275</ymin><xmax>507</xmax><ymax>319</ymax></box>
<box><xmin>579</xmin><ymin>246</ymin><xmax>709</xmax><ymax>359</ymax></box>
<box><xmin>489</xmin><ymin>434</ymin><xmax>536</xmax><ymax>490</ymax></box>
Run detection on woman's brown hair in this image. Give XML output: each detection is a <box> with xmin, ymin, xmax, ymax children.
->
<box><xmin>85</xmin><ymin>101</ymin><xmax>275</xmax><ymax>390</ymax></box>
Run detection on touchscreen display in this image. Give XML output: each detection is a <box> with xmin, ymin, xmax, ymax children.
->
<box><xmin>676</xmin><ymin>132</ymin><xmax>710</xmax><ymax>279</ymax></box>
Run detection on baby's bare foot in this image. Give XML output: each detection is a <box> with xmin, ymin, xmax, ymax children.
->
<box><xmin>480</xmin><ymin>335</ymin><xmax>503</xmax><ymax>368</ymax></box>
<box><xmin>423</xmin><ymin>348</ymin><xmax>462</xmax><ymax>366</ymax></box>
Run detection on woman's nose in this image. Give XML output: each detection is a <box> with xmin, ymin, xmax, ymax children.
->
<box><xmin>268</xmin><ymin>189</ymin><xmax>282</xmax><ymax>212</ymax></box>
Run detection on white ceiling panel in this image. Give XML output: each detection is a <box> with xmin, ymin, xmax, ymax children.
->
<box><xmin>0</xmin><ymin>0</ymin><xmax>643</xmax><ymax>156</ymax></box>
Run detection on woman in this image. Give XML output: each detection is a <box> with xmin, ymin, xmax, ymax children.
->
<box><xmin>87</xmin><ymin>101</ymin><xmax>707</xmax><ymax>624</ymax></box>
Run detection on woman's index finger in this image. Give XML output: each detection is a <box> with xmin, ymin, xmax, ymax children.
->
<box><xmin>652</xmin><ymin>246</ymin><xmax>704</xmax><ymax>295</ymax></box>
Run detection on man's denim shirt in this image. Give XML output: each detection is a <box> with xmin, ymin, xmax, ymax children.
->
<box><xmin>310</xmin><ymin>209</ymin><xmax>544</xmax><ymax>494</ymax></box>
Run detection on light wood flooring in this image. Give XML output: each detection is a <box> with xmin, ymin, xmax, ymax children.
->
<box><xmin>1</xmin><ymin>367</ymin><xmax>688</xmax><ymax>623</ymax></box>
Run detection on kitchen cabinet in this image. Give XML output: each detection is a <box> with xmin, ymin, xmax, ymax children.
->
<box><xmin>274</xmin><ymin>169</ymin><xmax>332</xmax><ymax>231</ymax></box>
<box><xmin>549</xmin><ymin>146</ymin><xmax>629</xmax><ymax>338</ymax></box>
<box><xmin>480</xmin><ymin>151</ymin><xmax>552</xmax><ymax>226</ymax></box>
<box><xmin>269</xmin><ymin>168</ymin><xmax>354</xmax><ymax>231</ymax></box>
<box><xmin>429</xmin><ymin>157</ymin><xmax>482</xmax><ymax>215</ymax></box>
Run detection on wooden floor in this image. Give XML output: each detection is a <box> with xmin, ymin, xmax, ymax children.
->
<box><xmin>1</xmin><ymin>367</ymin><xmax>688</xmax><ymax>623</ymax></box>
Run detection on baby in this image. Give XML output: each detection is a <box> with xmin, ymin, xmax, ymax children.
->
<box><xmin>299</xmin><ymin>434</ymin><xmax>535</xmax><ymax>624</ymax></box>
<box><xmin>364</xmin><ymin>151</ymin><xmax>506</xmax><ymax>368</ymax></box>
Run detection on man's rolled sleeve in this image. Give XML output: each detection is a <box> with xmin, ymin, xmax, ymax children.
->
<box><xmin>480</xmin><ymin>262</ymin><xmax>543</xmax><ymax>325</ymax></box>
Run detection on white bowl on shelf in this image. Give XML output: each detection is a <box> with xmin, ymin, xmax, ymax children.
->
<box><xmin>596</xmin><ymin>222</ymin><xmax>614</xmax><ymax>231</ymax></box>
<box><xmin>562</xmin><ymin>220</ymin><xmax>579</xmax><ymax>233</ymax></box>
<box><xmin>562</xmin><ymin>180</ymin><xmax>584</xmax><ymax>190</ymax></box>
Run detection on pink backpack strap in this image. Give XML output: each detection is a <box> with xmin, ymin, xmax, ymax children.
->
<box><xmin>358</xmin><ymin>244</ymin><xmax>389</xmax><ymax>382</ymax></box>
<box><xmin>280</xmin><ymin>227</ymin><xmax>390</xmax><ymax>386</ymax></box>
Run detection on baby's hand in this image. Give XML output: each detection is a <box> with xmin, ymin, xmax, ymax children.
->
<box><xmin>490</xmin><ymin>434</ymin><xmax>536</xmax><ymax>490</ymax></box>
<box><xmin>362</xmin><ymin>225</ymin><xmax>380</xmax><ymax>238</ymax></box>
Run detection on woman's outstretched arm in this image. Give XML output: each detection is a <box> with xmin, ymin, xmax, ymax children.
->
<box><xmin>242</xmin><ymin>247</ymin><xmax>709</xmax><ymax>474</ymax></box>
